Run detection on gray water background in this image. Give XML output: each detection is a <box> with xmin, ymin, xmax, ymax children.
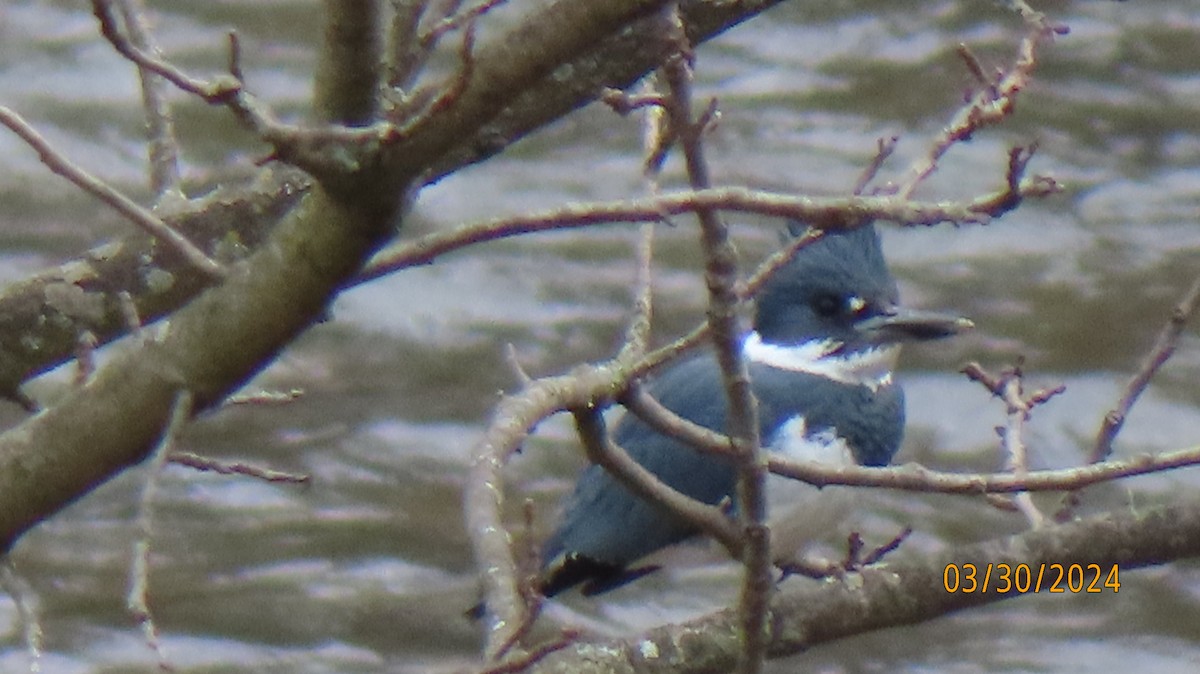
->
<box><xmin>1</xmin><ymin>0</ymin><xmax>1200</xmax><ymax>672</ymax></box>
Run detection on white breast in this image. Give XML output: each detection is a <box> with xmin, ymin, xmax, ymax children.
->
<box><xmin>764</xmin><ymin>416</ymin><xmax>856</xmax><ymax>564</ymax></box>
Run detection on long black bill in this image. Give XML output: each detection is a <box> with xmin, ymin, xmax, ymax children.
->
<box><xmin>855</xmin><ymin>308</ymin><xmax>974</xmax><ymax>344</ymax></box>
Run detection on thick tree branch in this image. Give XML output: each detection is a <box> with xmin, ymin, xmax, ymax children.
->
<box><xmin>524</xmin><ymin>499</ymin><xmax>1200</xmax><ymax>673</ymax></box>
<box><xmin>424</xmin><ymin>0</ymin><xmax>793</xmax><ymax>182</ymax></box>
<box><xmin>0</xmin><ymin>183</ymin><xmax>400</xmax><ymax>551</ymax></box>
<box><xmin>315</xmin><ymin>0</ymin><xmax>383</xmax><ymax>125</ymax></box>
<box><xmin>2</xmin><ymin>0</ymin><xmax>734</xmax><ymax>554</ymax></box>
<box><xmin>0</xmin><ymin>168</ymin><xmax>307</xmax><ymax>399</ymax></box>
<box><xmin>0</xmin><ymin>1</ymin><xmax>878</xmax><ymax>401</ymax></box>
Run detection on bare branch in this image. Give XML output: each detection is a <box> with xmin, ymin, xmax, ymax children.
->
<box><xmin>0</xmin><ymin>169</ymin><xmax>307</xmax><ymax>401</ymax></box>
<box><xmin>0</xmin><ymin>558</ymin><xmax>43</xmax><ymax>672</ymax></box>
<box><xmin>955</xmin><ymin>43</ymin><xmax>992</xmax><ymax>89</ymax></box>
<box><xmin>962</xmin><ymin>361</ymin><xmax>1044</xmax><ymax>525</ymax></box>
<box><xmin>112</xmin><ymin>0</ymin><xmax>183</xmax><ymax>197</ymax></box>
<box><xmin>388</xmin><ymin>0</ymin><xmax>428</xmax><ymax>90</ymax></box>
<box><xmin>226</xmin><ymin>31</ymin><xmax>244</xmax><ymax>82</ymax></box>
<box><xmin>422</xmin><ymin>0</ymin><xmax>508</xmax><ymax>46</ymax></box>
<box><xmin>481</xmin><ymin>629</ymin><xmax>580</xmax><ymax>674</ymax></box>
<box><xmin>464</xmin><ymin>326</ymin><xmax>748</xmax><ymax>659</ymax></box>
<box><xmin>896</xmin><ymin>16</ymin><xmax>1063</xmax><ymax>198</ymax></box>
<box><xmin>523</xmin><ymin>498</ymin><xmax>1200</xmax><ymax>672</ymax></box>
<box><xmin>358</xmin><ymin>182</ymin><xmax>1057</xmax><ymax>283</ymax></box>
<box><xmin>660</xmin><ymin>10</ymin><xmax>768</xmax><ymax>670</ymax></box>
<box><xmin>998</xmin><ymin>364</ymin><xmax>1052</xmax><ymax>526</ymax></box>
<box><xmin>853</xmin><ymin>135</ymin><xmax>899</xmax><ymax>196</ymax></box>
<box><xmin>393</xmin><ymin>16</ymin><xmax>478</xmax><ymax>135</ymax></box>
<box><xmin>92</xmin><ymin>0</ymin><xmax>394</xmax><ymax>184</ymax></box>
<box><xmin>619</xmin><ymin>368</ymin><xmax>1198</xmax><ymax>499</ymax></box>
<box><xmin>223</xmin><ymin>388</ymin><xmax>306</xmax><ymax>406</ymax></box>
<box><xmin>0</xmin><ymin>106</ymin><xmax>225</xmax><ymax>281</ymax></box>
<box><xmin>74</xmin><ymin>331</ymin><xmax>99</xmax><ymax>388</ymax></box>
<box><xmin>168</xmin><ymin>451</ymin><xmax>311</xmax><ymax>484</ymax></box>
<box><xmin>117</xmin><ymin>290</ymin><xmax>146</xmax><ymax>340</ymax></box>
<box><xmin>1050</xmin><ymin>273</ymin><xmax>1200</xmax><ymax>521</ymax></box>
<box><xmin>600</xmin><ymin>87</ymin><xmax>671</xmax><ymax>115</ymax></box>
<box><xmin>620</xmin><ymin>381</ymin><xmax>743</xmax><ymax>454</ymax></box>
<box><xmin>1091</xmin><ymin>273</ymin><xmax>1200</xmax><ymax>463</ymax></box>
<box><xmin>503</xmin><ymin>343</ymin><xmax>533</xmax><ymax>386</ymax></box>
<box><xmin>620</xmin><ymin>224</ymin><xmax>657</xmax><ymax>357</ymax></box>
<box><xmin>572</xmin><ymin>406</ymin><xmax>742</xmax><ymax>555</ymax></box>
<box><xmin>314</xmin><ymin>0</ymin><xmax>383</xmax><ymax>125</ymax></box>
<box><xmin>128</xmin><ymin>390</ymin><xmax>193</xmax><ymax>673</ymax></box>
<box><xmin>93</xmin><ymin>0</ymin><xmax>243</xmax><ymax>104</ymax></box>
<box><xmin>768</xmin><ymin>443</ymin><xmax>1200</xmax><ymax>494</ymax></box>
<box><xmin>739</xmin><ymin>228</ymin><xmax>825</xmax><ymax>298</ymax></box>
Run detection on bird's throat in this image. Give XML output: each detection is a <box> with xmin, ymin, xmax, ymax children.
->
<box><xmin>742</xmin><ymin>331</ymin><xmax>899</xmax><ymax>391</ymax></box>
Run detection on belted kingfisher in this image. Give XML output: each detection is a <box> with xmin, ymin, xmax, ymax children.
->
<box><xmin>539</xmin><ymin>222</ymin><xmax>971</xmax><ymax>597</ymax></box>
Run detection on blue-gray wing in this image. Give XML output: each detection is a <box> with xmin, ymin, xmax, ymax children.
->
<box><xmin>540</xmin><ymin>357</ymin><xmax>735</xmax><ymax>594</ymax></box>
<box><xmin>539</xmin><ymin>353</ymin><xmax>903</xmax><ymax>595</ymax></box>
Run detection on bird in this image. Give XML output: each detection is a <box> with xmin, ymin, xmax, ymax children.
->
<box><xmin>538</xmin><ymin>222</ymin><xmax>972</xmax><ymax>597</ymax></box>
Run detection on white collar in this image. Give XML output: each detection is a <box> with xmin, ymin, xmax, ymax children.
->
<box><xmin>741</xmin><ymin>331</ymin><xmax>898</xmax><ymax>392</ymax></box>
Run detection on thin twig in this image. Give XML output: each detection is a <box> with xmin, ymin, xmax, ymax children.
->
<box><xmin>227</xmin><ymin>31</ymin><xmax>244</xmax><ymax>82</ymax></box>
<box><xmin>955</xmin><ymin>43</ymin><xmax>993</xmax><ymax>89</ymax></box>
<box><xmin>739</xmin><ymin>228</ymin><xmax>825</xmax><ymax>298</ymax></box>
<box><xmin>571</xmin><ymin>406</ymin><xmax>742</xmax><ymax>555</ymax></box>
<box><xmin>1054</xmin><ymin>273</ymin><xmax>1200</xmax><ymax>521</ymax></box>
<box><xmin>962</xmin><ymin>361</ymin><xmax>1065</xmax><ymax>525</ymax></box>
<box><xmin>503</xmin><ymin>343</ymin><xmax>533</xmax><ymax>385</ymax></box>
<box><xmin>420</xmin><ymin>0</ymin><xmax>508</xmax><ymax>46</ymax></box>
<box><xmin>74</xmin><ymin>330</ymin><xmax>99</xmax><ymax>388</ymax></box>
<box><xmin>393</xmin><ymin>17</ymin><xmax>478</xmax><ymax>133</ymax></box>
<box><xmin>464</xmin><ymin>324</ymin><xmax>745</xmax><ymax>658</ymax></box>
<box><xmin>897</xmin><ymin>15</ymin><xmax>1063</xmax><ymax>199</ymax></box>
<box><xmin>620</xmin><ymin>380</ymin><xmax>745</xmax><ymax>455</ymax></box>
<box><xmin>660</xmin><ymin>8</ymin><xmax>768</xmax><ymax>671</ymax></box>
<box><xmin>858</xmin><ymin>526</ymin><xmax>913</xmax><ymax>566</ymax></box>
<box><xmin>853</xmin><ymin>135</ymin><xmax>899</xmax><ymax>196</ymax></box>
<box><xmin>999</xmin><ymin>367</ymin><xmax>1047</xmax><ymax>527</ymax></box>
<box><xmin>223</xmin><ymin>388</ymin><xmax>306</xmax><ymax>406</ymax></box>
<box><xmin>766</xmin><ymin>443</ymin><xmax>1200</xmax><ymax>494</ymax></box>
<box><xmin>617</xmin><ymin>88</ymin><xmax>667</xmax><ymax>354</ymax></box>
<box><xmin>113</xmin><ymin>0</ymin><xmax>182</xmax><ymax>197</ymax></box>
<box><xmin>0</xmin><ymin>558</ymin><xmax>43</xmax><ymax>673</ymax></box>
<box><xmin>600</xmin><ymin>87</ymin><xmax>671</xmax><ymax>115</ymax></box>
<box><xmin>479</xmin><ymin>629</ymin><xmax>580</xmax><ymax>674</ymax></box>
<box><xmin>0</xmin><ymin>107</ymin><xmax>225</xmax><ymax>281</ymax></box>
<box><xmin>168</xmin><ymin>451</ymin><xmax>311</xmax><ymax>484</ymax></box>
<box><xmin>1091</xmin><ymin>273</ymin><xmax>1200</xmax><ymax>463</ymax></box>
<box><xmin>620</xmin><ymin>223</ymin><xmax>657</xmax><ymax>357</ymax></box>
<box><xmin>117</xmin><ymin>290</ymin><xmax>146</xmax><ymax>341</ymax></box>
<box><xmin>93</xmin><ymin>0</ymin><xmax>390</xmax><ymax>182</ymax></box>
<box><xmin>93</xmin><ymin>0</ymin><xmax>242</xmax><ymax>104</ymax></box>
<box><xmin>619</xmin><ymin>229</ymin><xmax>827</xmax><ymax>385</ymax></box>
<box><xmin>357</xmin><ymin>180</ymin><xmax>1054</xmax><ymax>283</ymax></box>
<box><xmin>625</xmin><ymin>376</ymin><xmax>1194</xmax><ymax>497</ymax></box>
<box><xmin>128</xmin><ymin>390</ymin><xmax>193</xmax><ymax>673</ymax></box>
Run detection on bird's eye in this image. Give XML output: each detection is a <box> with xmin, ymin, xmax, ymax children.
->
<box><xmin>812</xmin><ymin>293</ymin><xmax>842</xmax><ymax>317</ymax></box>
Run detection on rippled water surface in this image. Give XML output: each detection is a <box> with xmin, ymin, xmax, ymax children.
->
<box><xmin>2</xmin><ymin>0</ymin><xmax>1200</xmax><ymax>672</ymax></box>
